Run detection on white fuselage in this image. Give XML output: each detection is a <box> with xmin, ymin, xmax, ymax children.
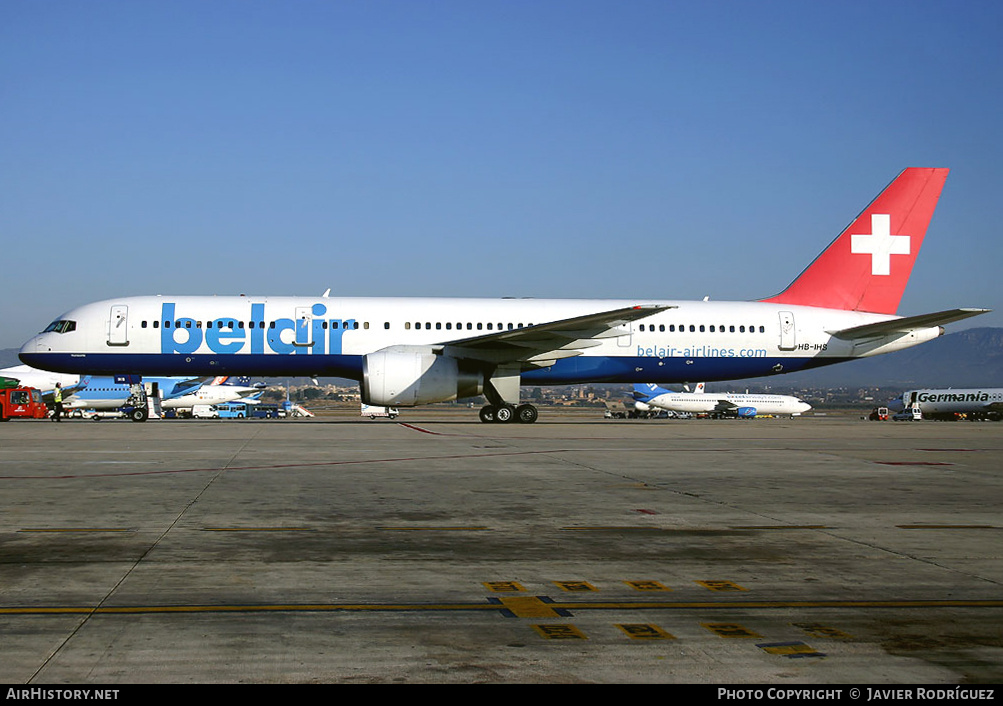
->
<box><xmin>162</xmin><ymin>384</ymin><xmax>260</xmax><ymax>410</ymax></box>
<box><xmin>0</xmin><ymin>365</ymin><xmax>80</xmax><ymax>394</ymax></box>
<box><xmin>642</xmin><ymin>391</ymin><xmax>812</xmax><ymax>416</ymax></box>
<box><xmin>891</xmin><ymin>388</ymin><xmax>1003</xmax><ymax>415</ymax></box>
<box><xmin>18</xmin><ymin>295</ymin><xmax>941</xmax><ymax>389</ymax></box>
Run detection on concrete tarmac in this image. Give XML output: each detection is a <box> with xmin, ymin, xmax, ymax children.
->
<box><xmin>1</xmin><ymin>410</ymin><xmax>1001</xmax><ymax>684</ymax></box>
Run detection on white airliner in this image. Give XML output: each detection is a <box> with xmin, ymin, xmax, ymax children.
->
<box><xmin>632</xmin><ymin>382</ymin><xmax>811</xmax><ymax>417</ymax></box>
<box><xmin>0</xmin><ymin>364</ymin><xmax>81</xmax><ymax>395</ymax></box>
<box><xmin>888</xmin><ymin>388</ymin><xmax>1003</xmax><ymax>421</ymax></box>
<box><xmin>160</xmin><ymin>379</ymin><xmax>262</xmax><ymax>412</ymax></box>
<box><xmin>0</xmin><ymin>364</ymin><xmax>256</xmax><ymax>415</ymax></box>
<box><xmin>18</xmin><ymin>168</ymin><xmax>989</xmax><ymax>423</ymax></box>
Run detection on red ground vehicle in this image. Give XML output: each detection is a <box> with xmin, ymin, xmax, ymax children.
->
<box><xmin>0</xmin><ymin>386</ymin><xmax>49</xmax><ymax>421</ymax></box>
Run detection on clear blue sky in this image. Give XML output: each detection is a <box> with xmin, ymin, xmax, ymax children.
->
<box><xmin>3</xmin><ymin>0</ymin><xmax>1001</xmax><ymax>349</ymax></box>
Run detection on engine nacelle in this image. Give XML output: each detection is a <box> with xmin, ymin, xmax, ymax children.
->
<box><xmin>735</xmin><ymin>407</ymin><xmax>757</xmax><ymax>418</ymax></box>
<box><xmin>361</xmin><ymin>346</ymin><xmax>483</xmax><ymax>406</ymax></box>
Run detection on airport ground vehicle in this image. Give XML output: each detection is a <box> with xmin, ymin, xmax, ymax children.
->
<box><xmin>361</xmin><ymin>403</ymin><xmax>398</xmax><ymax>419</ymax></box>
<box><xmin>192</xmin><ymin>404</ymin><xmax>218</xmax><ymax>419</ymax></box>
<box><xmin>892</xmin><ymin>406</ymin><xmax>923</xmax><ymax>421</ymax></box>
<box><xmin>0</xmin><ymin>386</ymin><xmax>49</xmax><ymax>421</ymax></box>
<box><xmin>215</xmin><ymin>402</ymin><xmax>249</xmax><ymax>418</ymax></box>
<box><xmin>250</xmin><ymin>404</ymin><xmax>281</xmax><ymax>418</ymax></box>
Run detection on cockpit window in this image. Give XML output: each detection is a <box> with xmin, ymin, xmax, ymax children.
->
<box><xmin>42</xmin><ymin>320</ymin><xmax>76</xmax><ymax>334</ymax></box>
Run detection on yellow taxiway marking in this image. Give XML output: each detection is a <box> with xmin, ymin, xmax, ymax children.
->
<box><xmin>625</xmin><ymin>580</ymin><xmax>671</xmax><ymax>591</ymax></box>
<box><xmin>757</xmin><ymin>641</ymin><xmax>825</xmax><ymax>658</ymax></box>
<box><xmin>794</xmin><ymin>622</ymin><xmax>854</xmax><ymax>639</ymax></box>
<box><xmin>201</xmin><ymin>527</ymin><xmax>315</xmax><ymax>532</ymax></box>
<box><xmin>532</xmin><ymin>624</ymin><xmax>587</xmax><ymax>639</ymax></box>
<box><xmin>17</xmin><ymin>528</ymin><xmax>134</xmax><ymax>533</ymax></box>
<box><xmin>616</xmin><ymin>623</ymin><xmax>676</xmax><ymax>640</ymax></box>
<box><xmin>703</xmin><ymin>622</ymin><xmax>762</xmax><ymax>638</ymax></box>
<box><xmin>730</xmin><ymin>525</ymin><xmax>828</xmax><ymax>530</ymax></box>
<box><xmin>554</xmin><ymin>581</ymin><xmax>598</xmax><ymax>592</ymax></box>
<box><xmin>376</xmin><ymin>527</ymin><xmax>491</xmax><ymax>531</ymax></box>
<box><xmin>497</xmin><ymin>596</ymin><xmax>565</xmax><ymax>618</ymax></box>
<box><xmin>896</xmin><ymin>524</ymin><xmax>997</xmax><ymax>529</ymax></box>
<box><xmin>483</xmin><ymin>581</ymin><xmax>527</xmax><ymax>593</ymax></box>
<box><xmin>696</xmin><ymin>580</ymin><xmax>748</xmax><ymax>592</ymax></box>
<box><xmin>4</xmin><ymin>599</ymin><xmax>1002</xmax><ymax>617</ymax></box>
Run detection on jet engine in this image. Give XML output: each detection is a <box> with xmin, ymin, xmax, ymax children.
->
<box><xmin>735</xmin><ymin>407</ymin><xmax>757</xmax><ymax>418</ymax></box>
<box><xmin>361</xmin><ymin>346</ymin><xmax>483</xmax><ymax>406</ymax></box>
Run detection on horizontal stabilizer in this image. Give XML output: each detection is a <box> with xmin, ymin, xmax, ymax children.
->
<box><xmin>828</xmin><ymin>308</ymin><xmax>990</xmax><ymax>340</ymax></box>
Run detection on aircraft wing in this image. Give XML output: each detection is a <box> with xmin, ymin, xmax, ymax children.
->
<box><xmin>828</xmin><ymin>308</ymin><xmax>990</xmax><ymax>340</ymax></box>
<box><xmin>713</xmin><ymin>399</ymin><xmax>739</xmax><ymax>412</ymax></box>
<box><xmin>441</xmin><ymin>305</ymin><xmax>673</xmax><ymax>367</ymax></box>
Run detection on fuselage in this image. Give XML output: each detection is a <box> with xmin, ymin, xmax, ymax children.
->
<box><xmin>889</xmin><ymin>388</ymin><xmax>1003</xmax><ymax>416</ymax></box>
<box><xmin>163</xmin><ymin>384</ymin><xmax>260</xmax><ymax>410</ymax></box>
<box><xmin>19</xmin><ymin>295</ymin><xmax>942</xmax><ymax>386</ymax></box>
<box><xmin>0</xmin><ymin>364</ymin><xmax>80</xmax><ymax>393</ymax></box>
<box><xmin>61</xmin><ymin>376</ymin><xmax>202</xmax><ymax>411</ymax></box>
<box><xmin>641</xmin><ymin>390</ymin><xmax>812</xmax><ymax>416</ymax></box>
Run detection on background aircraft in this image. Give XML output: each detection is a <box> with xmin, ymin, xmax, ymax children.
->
<box><xmin>888</xmin><ymin>388</ymin><xmax>1003</xmax><ymax>421</ymax></box>
<box><xmin>0</xmin><ymin>364</ymin><xmax>82</xmax><ymax>397</ymax></box>
<box><xmin>632</xmin><ymin>382</ymin><xmax>811</xmax><ymax>417</ymax></box>
<box><xmin>18</xmin><ymin>169</ymin><xmax>989</xmax><ymax>423</ymax></box>
<box><xmin>60</xmin><ymin>376</ymin><xmax>203</xmax><ymax>411</ymax></box>
<box><xmin>162</xmin><ymin>376</ymin><xmax>263</xmax><ymax>413</ymax></box>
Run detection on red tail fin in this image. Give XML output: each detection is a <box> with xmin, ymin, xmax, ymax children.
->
<box><xmin>760</xmin><ymin>168</ymin><xmax>949</xmax><ymax>315</ymax></box>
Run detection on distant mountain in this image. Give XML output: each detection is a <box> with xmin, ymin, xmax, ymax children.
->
<box><xmin>0</xmin><ymin>348</ymin><xmax>20</xmax><ymax>369</ymax></box>
<box><xmin>743</xmin><ymin>327</ymin><xmax>1003</xmax><ymax>388</ymax></box>
<box><xmin>3</xmin><ymin>328</ymin><xmax>1000</xmax><ymax>389</ymax></box>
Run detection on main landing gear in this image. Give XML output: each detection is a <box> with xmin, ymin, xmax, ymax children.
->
<box><xmin>479</xmin><ymin>403</ymin><xmax>538</xmax><ymax>424</ymax></box>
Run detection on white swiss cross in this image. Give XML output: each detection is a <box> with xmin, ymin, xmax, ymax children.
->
<box><xmin>850</xmin><ymin>213</ymin><xmax>910</xmax><ymax>276</ymax></box>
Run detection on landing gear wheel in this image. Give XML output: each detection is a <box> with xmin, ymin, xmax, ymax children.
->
<box><xmin>515</xmin><ymin>404</ymin><xmax>538</xmax><ymax>424</ymax></box>
<box><xmin>494</xmin><ymin>404</ymin><xmax>515</xmax><ymax>423</ymax></box>
<box><xmin>479</xmin><ymin>405</ymin><xmax>496</xmax><ymax>423</ymax></box>
<box><xmin>130</xmin><ymin>408</ymin><xmax>149</xmax><ymax>423</ymax></box>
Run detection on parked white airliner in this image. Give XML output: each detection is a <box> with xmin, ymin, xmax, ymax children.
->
<box><xmin>632</xmin><ymin>383</ymin><xmax>811</xmax><ymax>417</ymax></box>
<box><xmin>162</xmin><ymin>377</ymin><xmax>262</xmax><ymax>412</ymax></box>
<box><xmin>888</xmin><ymin>388</ymin><xmax>1003</xmax><ymax>420</ymax></box>
<box><xmin>19</xmin><ymin>168</ymin><xmax>989</xmax><ymax>423</ymax></box>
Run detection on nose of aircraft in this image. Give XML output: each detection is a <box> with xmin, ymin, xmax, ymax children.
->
<box><xmin>18</xmin><ymin>334</ymin><xmax>43</xmax><ymax>361</ymax></box>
